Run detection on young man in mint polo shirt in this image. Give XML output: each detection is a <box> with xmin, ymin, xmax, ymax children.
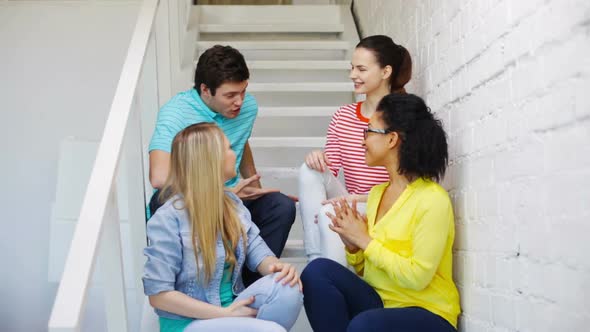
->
<box><xmin>148</xmin><ymin>45</ymin><xmax>296</xmax><ymax>286</ymax></box>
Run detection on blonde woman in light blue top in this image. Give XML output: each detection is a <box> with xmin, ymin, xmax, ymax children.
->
<box><xmin>143</xmin><ymin>122</ymin><xmax>303</xmax><ymax>332</ymax></box>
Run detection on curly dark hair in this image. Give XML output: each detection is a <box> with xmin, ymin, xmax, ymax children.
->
<box><xmin>376</xmin><ymin>93</ymin><xmax>448</xmax><ymax>182</ymax></box>
<box><xmin>194</xmin><ymin>45</ymin><xmax>249</xmax><ymax>96</ymax></box>
<box><xmin>356</xmin><ymin>35</ymin><xmax>412</xmax><ymax>94</ymax></box>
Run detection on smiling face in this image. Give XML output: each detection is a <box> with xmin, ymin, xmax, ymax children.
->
<box><xmin>200</xmin><ymin>80</ymin><xmax>248</xmax><ymax>119</ymax></box>
<box><xmin>349</xmin><ymin>47</ymin><xmax>392</xmax><ymax>95</ymax></box>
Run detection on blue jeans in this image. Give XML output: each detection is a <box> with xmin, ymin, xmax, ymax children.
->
<box><xmin>301</xmin><ymin>258</ymin><xmax>457</xmax><ymax>332</ymax></box>
<box><xmin>184</xmin><ymin>273</ymin><xmax>303</xmax><ymax>332</ymax></box>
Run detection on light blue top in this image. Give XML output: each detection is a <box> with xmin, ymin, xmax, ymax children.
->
<box><xmin>148</xmin><ymin>89</ymin><xmax>258</xmax><ymax>187</ymax></box>
<box><xmin>142</xmin><ymin>192</ymin><xmax>275</xmax><ymax>321</ymax></box>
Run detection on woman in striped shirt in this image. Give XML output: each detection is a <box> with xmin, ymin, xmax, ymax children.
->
<box><xmin>298</xmin><ymin>35</ymin><xmax>413</xmax><ymax>264</ymax></box>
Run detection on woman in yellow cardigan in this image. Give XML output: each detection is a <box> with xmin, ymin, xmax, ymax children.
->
<box><xmin>301</xmin><ymin>93</ymin><xmax>460</xmax><ymax>332</ymax></box>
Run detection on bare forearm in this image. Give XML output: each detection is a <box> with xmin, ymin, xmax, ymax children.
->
<box><xmin>239</xmin><ymin>142</ymin><xmax>261</xmax><ymax>188</ymax></box>
<box><xmin>256</xmin><ymin>256</ymin><xmax>280</xmax><ymax>275</ymax></box>
<box><xmin>149</xmin><ymin>150</ymin><xmax>171</xmax><ymax>189</ymax></box>
<box><xmin>149</xmin><ymin>291</ymin><xmax>226</xmax><ymax>319</ymax></box>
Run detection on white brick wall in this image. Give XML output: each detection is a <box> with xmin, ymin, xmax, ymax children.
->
<box><xmin>353</xmin><ymin>0</ymin><xmax>590</xmax><ymax>331</ymax></box>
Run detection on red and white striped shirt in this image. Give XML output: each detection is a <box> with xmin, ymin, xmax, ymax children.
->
<box><xmin>325</xmin><ymin>102</ymin><xmax>390</xmax><ymax>195</ymax></box>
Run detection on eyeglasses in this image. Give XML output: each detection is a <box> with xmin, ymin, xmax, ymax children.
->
<box><xmin>363</xmin><ymin>127</ymin><xmax>392</xmax><ymax>139</ymax></box>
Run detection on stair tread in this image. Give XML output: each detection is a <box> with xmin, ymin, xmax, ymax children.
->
<box><xmin>281</xmin><ymin>239</ymin><xmax>306</xmax><ymax>260</ymax></box>
<box><xmin>258</xmin><ymin>106</ymin><xmax>337</xmax><ymax>117</ymax></box>
<box><xmin>197</xmin><ymin>40</ymin><xmax>350</xmax><ymax>50</ymax></box>
<box><xmin>248</xmin><ymin>60</ymin><xmax>350</xmax><ymax>70</ymax></box>
<box><xmin>258</xmin><ymin>166</ymin><xmax>299</xmax><ymax>177</ymax></box>
<box><xmin>250</xmin><ymin>136</ymin><xmax>325</xmax><ymax>148</ymax></box>
<box><xmin>248</xmin><ymin>82</ymin><xmax>353</xmax><ymax>92</ymax></box>
<box><xmin>193</xmin><ymin>59</ymin><xmax>350</xmax><ymax>70</ymax></box>
<box><xmin>200</xmin><ymin>23</ymin><xmax>345</xmax><ymax>33</ymax></box>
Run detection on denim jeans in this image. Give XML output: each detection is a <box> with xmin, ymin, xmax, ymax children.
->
<box><xmin>301</xmin><ymin>259</ymin><xmax>456</xmax><ymax>332</ymax></box>
<box><xmin>183</xmin><ymin>273</ymin><xmax>303</xmax><ymax>332</ymax></box>
<box><xmin>298</xmin><ymin>164</ymin><xmax>366</xmax><ymax>265</ymax></box>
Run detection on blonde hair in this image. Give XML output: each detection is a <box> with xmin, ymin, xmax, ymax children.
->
<box><xmin>159</xmin><ymin>122</ymin><xmax>246</xmax><ymax>284</ymax></box>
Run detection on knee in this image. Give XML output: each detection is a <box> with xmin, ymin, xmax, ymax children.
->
<box><xmin>269</xmin><ymin>192</ymin><xmax>296</xmax><ymax>225</ymax></box>
<box><xmin>301</xmin><ymin>258</ymin><xmax>335</xmax><ymax>285</ymax></box>
<box><xmin>347</xmin><ymin>311</ymin><xmax>374</xmax><ymax>332</ymax></box>
<box><xmin>257</xmin><ymin>321</ymin><xmax>287</xmax><ymax>332</ymax></box>
<box><xmin>298</xmin><ymin>163</ymin><xmax>323</xmax><ymax>185</ymax></box>
<box><xmin>271</xmin><ymin>273</ymin><xmax>303</xmax><ymax>304</ymax></box>
<box><xmin>317</xmin><ymin>204</ymin><xmax>335</xmax><ymax>228</ymax></box>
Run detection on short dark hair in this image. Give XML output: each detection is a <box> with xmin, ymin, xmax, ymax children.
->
<box><xmin>356</xmin><ymin>35</ymin><xmax>412</xmax><ymax>94</ymax></box>
<box><xmin>194</xmin><ymin>45</ymin><xmax>249</xmax><ymax>96</ymax></box>
<box><xmin>376</xmin><ymin>93</ymin><xmax>448</xmax><ymax>181</ymax></box>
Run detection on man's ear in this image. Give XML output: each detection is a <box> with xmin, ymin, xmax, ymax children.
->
<box><xmin>200</xmin><ymin>83</ymin><xmax>211</xmax><ymax>98</ymax></box>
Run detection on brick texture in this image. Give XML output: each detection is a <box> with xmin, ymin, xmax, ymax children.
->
<box><xmin>352</xmin><ymin>0</ymin><xmax>590</xmax><ymax>331</ymax></box>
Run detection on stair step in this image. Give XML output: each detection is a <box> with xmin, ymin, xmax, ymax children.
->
<box><xmin>248</xmin><ymin>82</ymin><xmax>353</xmax><ymax>92</ymax></box>
<box><xmin>199</xmin><ymin>24</ymin><xmax>345</xmax><ymax>34</ymax></box>
<box><xmin>197</xmin><ymin>41</ymin><xmax>350</xmax><ymax>51</ymax></box>
<box><xmin>258</xmin><ymin>106</ymin><xmax>337</xmax><ymax>117</ymax></box>
<box><xmin>258</xmin><ymin>166</ymin><xmax>299</xmax><ymax>178</ymax></box>
<box><xmin>249</xmin><ymin>137</ymin><xmax>325</xmax><ymax>148</ymax></box>
<box><xmin>281</xmin><ymin>239</ymin><xmax>306</xmax><ymax>259</ymax></box>
<box><xmin>248</xmin><ymin>60</ymin><xmax>350</xmax><ymax>70</ymax></box>
<box><xmin>253</xmin><ymin>114</ymin><xmax>330</xmax><ymax>137</ymax></box>
<box><xmin>258</xmin><ymin>167</ymin><xmax>299</xmax><ymax>197</ymax></box>
<box><xmin>252</xmin><ymin>146</ymin><xmax>317</xmax><ymax>168</ymax></box>
<box><xmin>196</xmin><ymin>5</ymin><xmax>341</xmax><ymax>26</ymax></box>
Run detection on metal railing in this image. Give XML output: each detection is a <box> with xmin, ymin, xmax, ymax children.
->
<box><xmin>47</xmin><ymin>0</ymin><xmax>177</xmax><ymax>330</ymax></box>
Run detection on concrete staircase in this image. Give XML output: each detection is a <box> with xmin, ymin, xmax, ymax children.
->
<box><xmin>192</xmin><ymin>3</ymin><xmax>358</xmax><ymax>331</ymax></box>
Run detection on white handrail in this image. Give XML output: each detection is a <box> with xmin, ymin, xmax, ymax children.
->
<box><xmin>48</xmin><ymin>0</ymin><xmax>161</xmax><ymax>331</ymax></box>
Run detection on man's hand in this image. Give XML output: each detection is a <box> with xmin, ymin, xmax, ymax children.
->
<box><xmin>229</xmin><ymin>174</ymin><xmax>279</xmax><ymax>200</ymax></box>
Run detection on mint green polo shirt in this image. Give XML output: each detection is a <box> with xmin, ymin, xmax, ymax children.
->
<box><xmin>149</xmin><ymin>88</ymin><xmax>258</xmax><ymax>187</ymax></box>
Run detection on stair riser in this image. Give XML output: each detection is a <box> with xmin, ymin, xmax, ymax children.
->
<box><xmin>253</xmin><ymin>116</ymin><xmax>330</xmax><ymax>137</ymax></box>
<box><xmin>260</xmin><ymin>172</ymin><xmax>299</xmax><ymax>197</ymax></box>
<box><xmin>253</xmin><ymin>91</ymin><xmax>354</xmax><ymax>107</ymax></box>
<box><xmin>198</xmin><ymin>5</ymin><xmax>342</xmax><ymax>25</ymax></box>
<box><xmin>250</xmin><ymin>49</ymin><xmax>346</xmax><ymax>61</ymax></box>
<box><xmin>250</xmin><ymin>69</ymin><xmax>349</xmax><ymax>83</ymax></box>
<box><xmin>252</xmin><ymin>146</ymin><xmax>317</xmax><ymax>168</ymax></box>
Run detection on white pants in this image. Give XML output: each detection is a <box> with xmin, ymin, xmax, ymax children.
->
<box><xmin>298</xmin><ymin>164</ymin><xmax>366</xmax><ymax>265</ymax></box>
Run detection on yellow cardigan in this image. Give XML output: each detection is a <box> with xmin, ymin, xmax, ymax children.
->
<box><xmin>346</xmin><ymin>178</ymin><xmax>461</xmax><ymax>328</ymax></box>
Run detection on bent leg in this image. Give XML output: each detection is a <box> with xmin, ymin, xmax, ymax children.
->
<box><xmin>317</xmin><ymin>204</ymin><xmax>347</xmax><ymax>265</ymax></box>
<box><xmin>235</xmin><ymin>273</ymin><xmax>303</xmax><ymax>331</ymax></box>
<box><xmin>298</xmin><ymin>164</ymin><xmax>328</xmax><ymax>261</ymax></box>
<box><xmin>301</xmin><ymin>258</ymin><xmax>382</xmax><ymax>332</ymax></box>
<box><xmin>184</xmin><ymin>317</ymin><xmax>286</xmax><ymax>332</ymax></box>
<box><xmin>347</xmin><ymin>307</ymin><xmax>456</xmax><ymax>332</ymax></box>
<box><xmin>244</xmin><ymin>192</ymin><xmax>296</xmax><ymax>257</ymax></box>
